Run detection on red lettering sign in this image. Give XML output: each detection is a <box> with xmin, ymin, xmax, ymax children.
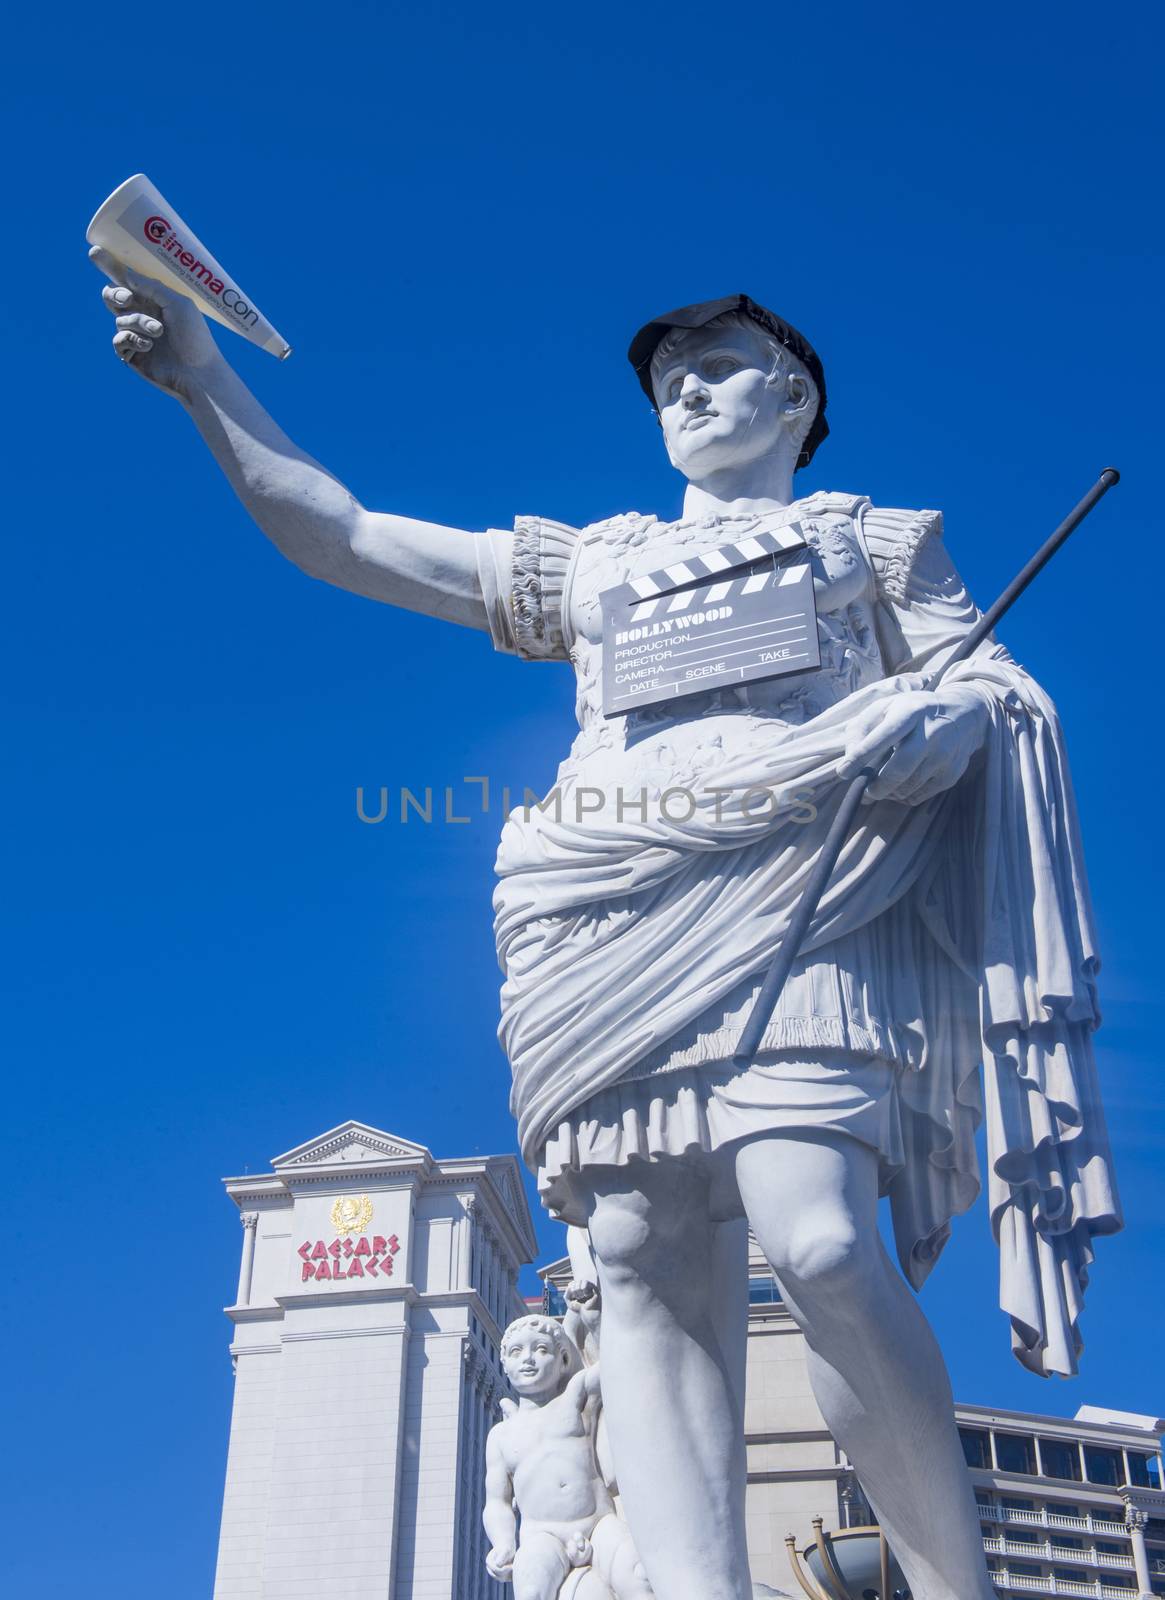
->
<box><xmin>296</xmin><ymin>1235</ymin><xmax>400</xmax><ymax>1287</ymax></box>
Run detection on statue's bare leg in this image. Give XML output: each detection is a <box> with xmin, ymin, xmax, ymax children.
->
<box><xmin>512</xmin><ymin>1529</ymin><xmax>573</xmax><ymax>1600</ymax></box>
<box><xmin>735</xmin><ymin>1128</ymin><xmax>995</xmax><ymax>1600</ymax></box>
<box><xmin>584</xmin><ymin>1163</ymin><xmax>753</xmax><ymax>1600</ymax></box>
<box><xmin>590</xmin><ymin>1512</ymin><xmax>653</xmax><ymax>1598</ymax></box>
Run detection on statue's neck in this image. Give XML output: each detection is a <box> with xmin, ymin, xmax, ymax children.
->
<box><xmin>679</xmin><ymin>446</ymin><xmax>798</xmax><ymax>521</ymax></box>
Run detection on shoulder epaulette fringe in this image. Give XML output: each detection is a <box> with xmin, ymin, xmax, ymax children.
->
<box><xmin>861</xmin><ymin>505</ymin><xmax>944</xmax><ymax>604</ymax></box>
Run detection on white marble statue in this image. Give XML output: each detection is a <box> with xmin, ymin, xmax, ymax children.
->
<box><xmin>486</xmin><ymin>1309</ymin><xmax>652</xmax><ymax>1600</ymax></box>
<box><xmin>92</xmin><ymin>257</ymin><xmax>1121</xmax><ymax>1600</ymax></box>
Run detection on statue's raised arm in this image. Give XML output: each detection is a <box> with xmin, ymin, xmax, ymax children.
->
<box><xmin>90</xmin><ymin>246</ymin><xmax>487</xmax><ymax>630</ymax></box>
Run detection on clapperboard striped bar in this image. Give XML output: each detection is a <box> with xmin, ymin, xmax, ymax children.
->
<box><xmin>601</xmin><ymin>521</ymin><xmax>821</xmax><ymax>717</ymax></box>
<box><xmin>615</xmin><ymin>522</ymin><xmax>810</xmax><ymax>604</ymax></box>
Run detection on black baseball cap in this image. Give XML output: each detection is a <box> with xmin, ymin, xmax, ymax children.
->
<box><xmin>627</xmin><ymin>293</ymin><xmax>829</xmax><ymax>470</ymax></box>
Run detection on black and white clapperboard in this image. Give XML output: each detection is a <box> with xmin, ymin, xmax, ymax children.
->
<box><xmin>601</xmin><ymin>521</ymin><xmax>820</xmax><ymax>717</ymax></box>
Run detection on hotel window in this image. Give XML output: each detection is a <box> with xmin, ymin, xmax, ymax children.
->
<box><xmin>1040</xmin><ymin>1438</ymin><xmax>1083</xmax><ymax>1481</ymax></box>
<box><xmin>1128</xmin><ymin>1452</ymin><xmax>1161</xmax><ymax>1489</ymax></box>
<box><xmin>1008</xmin><ymin>1561</ymin><xmax>1042</xmax><ymax>1577</ymax></box>
<box><xmin>1007</xmin><ymin>1528</ymin><xmax>1040</xmax><ymax>1546</ymax></box>
<box><xmin>996</xmin><ymin>1434</ymin><xmax>1038</xmax><ymax>1476</ymax></box>
<box><xmin>1002</xmin><ymin>1497</ymin><xmax>1035</xmax><ymax>1512</ymax></box>
<box><xmin>1051</xmin><ymin>1537</ymin><xmax>1084</xmax><ymax>1552</ymax></box>
<box><xmin>960</xmin><ymin>1428</ymin><xmax>992</xmax><ymax>1469</ymax></box>
<box><xmin>1083</xmin><ymin>1445</ymin><xmax>1123</xmax><ymax>1486</ymax></box>
<box><xmin>747</xmin><ymin>1277</ymin><xmax>781</xmax><ymax>1304</ymax></box>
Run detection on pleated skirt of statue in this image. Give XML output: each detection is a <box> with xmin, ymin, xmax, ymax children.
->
<box><xmin>537</xmin><ymin>1048</ymin><xmax>908</xmax><ymax>1225</ymax></box>
<box><xmin>532</xmin><ymin>910</ymin><xmax>959</xmax><ymax>1227</ymax></box>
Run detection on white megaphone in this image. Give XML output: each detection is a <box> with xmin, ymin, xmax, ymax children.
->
<box><xmin>87</xmin><ymin>174</ymin><xmax>291</xmax><ymax>360</ymax></box>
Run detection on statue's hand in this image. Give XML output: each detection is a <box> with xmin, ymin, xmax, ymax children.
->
<box><xmin>839</xmin><ymin>685</ymin><xmax>990</xmax><ymax>805</ymax></box>
<box><xmin>486</xmin><ymin>1545</ymin><xmax>516</xmax><ymax>1580</ymax></box>
<box><xmin>90</xmin><ymin>245</ymin><xmax>223</xmax><ymax>400</ymax></box>
<box><xmin>565</xmin><ymin>1279</ymin><xmax>601</xmax><ymax>1314</ymax></box>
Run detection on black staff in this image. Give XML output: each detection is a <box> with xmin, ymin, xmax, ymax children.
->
<box><xmin>732</xmin><ymin>468</ymin><xmax>1121</xmax><ymax>1070</ymax></box>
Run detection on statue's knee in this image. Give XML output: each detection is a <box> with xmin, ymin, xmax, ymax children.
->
<box><xmin>587</xmin><ymin>1192</ymin><xmax>655</xmax><ymax>1287</ymax></box>
<box><xmin>587</xmin><ymin>1184</ymin><xmax>693</xmax><ymax>1292</ymax></box>
<box><xmin>770</xmin><ymin>1215</ymin><xmax>870</xmax><ymax>1302</ymax></box>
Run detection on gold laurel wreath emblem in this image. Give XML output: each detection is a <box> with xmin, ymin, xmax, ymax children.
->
<box><xmin>330</xmin><ymin>1193</ymin><xmax>373</xmax><ymax>1236</ymax></box>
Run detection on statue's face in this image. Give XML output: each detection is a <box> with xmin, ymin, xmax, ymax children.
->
<box><xmin>502</xmin><ymin>1326</ymin><xmax>565</xmax><ymax>1396</ymax></box>
<box><xmin>652</xmin><ymin>321</ymin><xmax>799</xmax><ymax>482</ymax></box>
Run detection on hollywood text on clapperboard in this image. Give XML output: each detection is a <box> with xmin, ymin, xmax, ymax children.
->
<box><xmin>600</xmin><ymin>522</ymin><xmax>821</xmax><ymax>717</ymax></box>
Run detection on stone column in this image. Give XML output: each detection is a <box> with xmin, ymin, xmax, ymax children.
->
<box><xmin>1121</xmin><ymin>1496</ymin><xmax>1154</xmax><ymax>1599</ymax></box>
<box><xmin>457</xmin><ymin>1195</ymin><xmax>476</xmax><ymax>1291</ymax></box>
<box><xmin>235</xmin><ymin>1211</ymin><xmax>259</xmax><ymax>1307</ymax></box>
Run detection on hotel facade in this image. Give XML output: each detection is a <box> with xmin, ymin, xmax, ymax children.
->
<box><xmin>211</xmin><ymin>1122</ymin><xmax>535</xmax><ymax>1600</ymax></box>
<box><xmin>212</xmin><ymin>1123</ymin><xmax>1163</xmax><ymax>1599</ymax></box>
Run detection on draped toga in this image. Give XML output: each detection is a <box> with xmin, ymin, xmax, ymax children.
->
<box><xmin>473</xmin><ymin>490</ymin><xmax>1121</xmax><ymax>1378</ymax></box>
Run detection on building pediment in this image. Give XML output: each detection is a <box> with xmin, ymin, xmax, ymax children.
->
<box><xmin>271</xmin><ymin>1121</ymin><xmax>432</xmax><ymax>1171</ymax></box>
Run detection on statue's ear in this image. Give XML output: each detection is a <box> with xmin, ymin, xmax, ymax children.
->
<box><xmin>784</xmin><ymin>372</ymin><xmax>812</xmax><ymax>416</ymax></box>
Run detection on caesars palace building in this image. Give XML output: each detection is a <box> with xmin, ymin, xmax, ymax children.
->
<box><xmin>212</xmin><ymin>1122</ymin><xmax>1165</xmax><ymax>1600</ymax></box>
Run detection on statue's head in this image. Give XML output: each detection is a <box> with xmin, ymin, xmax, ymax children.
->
<box><xmin>500</xmin><ymin>1314</ymin><xmax>578</xmax><ymax>1400</ymax></box>
<box><xmin>627</xmin><ymin>295</ymin><xmax>828</xmax><ymax>483</ymax></box>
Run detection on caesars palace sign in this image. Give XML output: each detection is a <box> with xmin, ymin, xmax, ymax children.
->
<box><xmin>298</xmin><ymin>1194</ymin><xmax>401</xmax><ymax>1283</ymax></box>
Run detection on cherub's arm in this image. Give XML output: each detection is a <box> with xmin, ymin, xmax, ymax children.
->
<box><xmin>562</xmin><ymin>1279</ymin><xmax>602</xmax><ymax>1365</ymax></box>
<box><xmin>482</xmin><ymin>1421</ymin><xmax>518</xmax><ymax>1578</ymax></box>
<box><xmin>565</xmin><ymin>1363</ymin><xmax>603</xmax><ymax>1413</ymax></box>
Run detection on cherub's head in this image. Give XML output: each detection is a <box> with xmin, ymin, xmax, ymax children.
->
<box><xmin>500</xmin><ymin>1315</ymin><xmax>577</xmax><ymax>1400</ymax></box>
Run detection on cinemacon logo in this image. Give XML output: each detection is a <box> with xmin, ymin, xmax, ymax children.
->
<box><xmin>298</xmin><ymin>1233</ymin><xmax>400</xmax><ymax>1282</ymax></box>
<box><xmin>141</xmin><ymin>214</ymin><xmax>260</xmax><ymax>327</ymax></box>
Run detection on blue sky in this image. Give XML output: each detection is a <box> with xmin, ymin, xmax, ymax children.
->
<box><xmin>2</xmin><ymin>2</ymin><xmax>1162</xmax><ymax>1594</ymax></box>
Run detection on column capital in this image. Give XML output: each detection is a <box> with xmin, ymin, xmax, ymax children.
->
<box><xmin>240</xmin><ymin>1211</ymin><xmax>259</xmax><ymax>1230</ymax></box>
<box><xmin>462</xmin><ymin>1341</ymin><xmax>484</xmax><ymax>1384</ymax></box>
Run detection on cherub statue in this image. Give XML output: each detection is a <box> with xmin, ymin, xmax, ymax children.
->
<box><xmin>484</xmin><ymin>1308</ymin><xmax>651</xmax><ymax>1600</ymax></box>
